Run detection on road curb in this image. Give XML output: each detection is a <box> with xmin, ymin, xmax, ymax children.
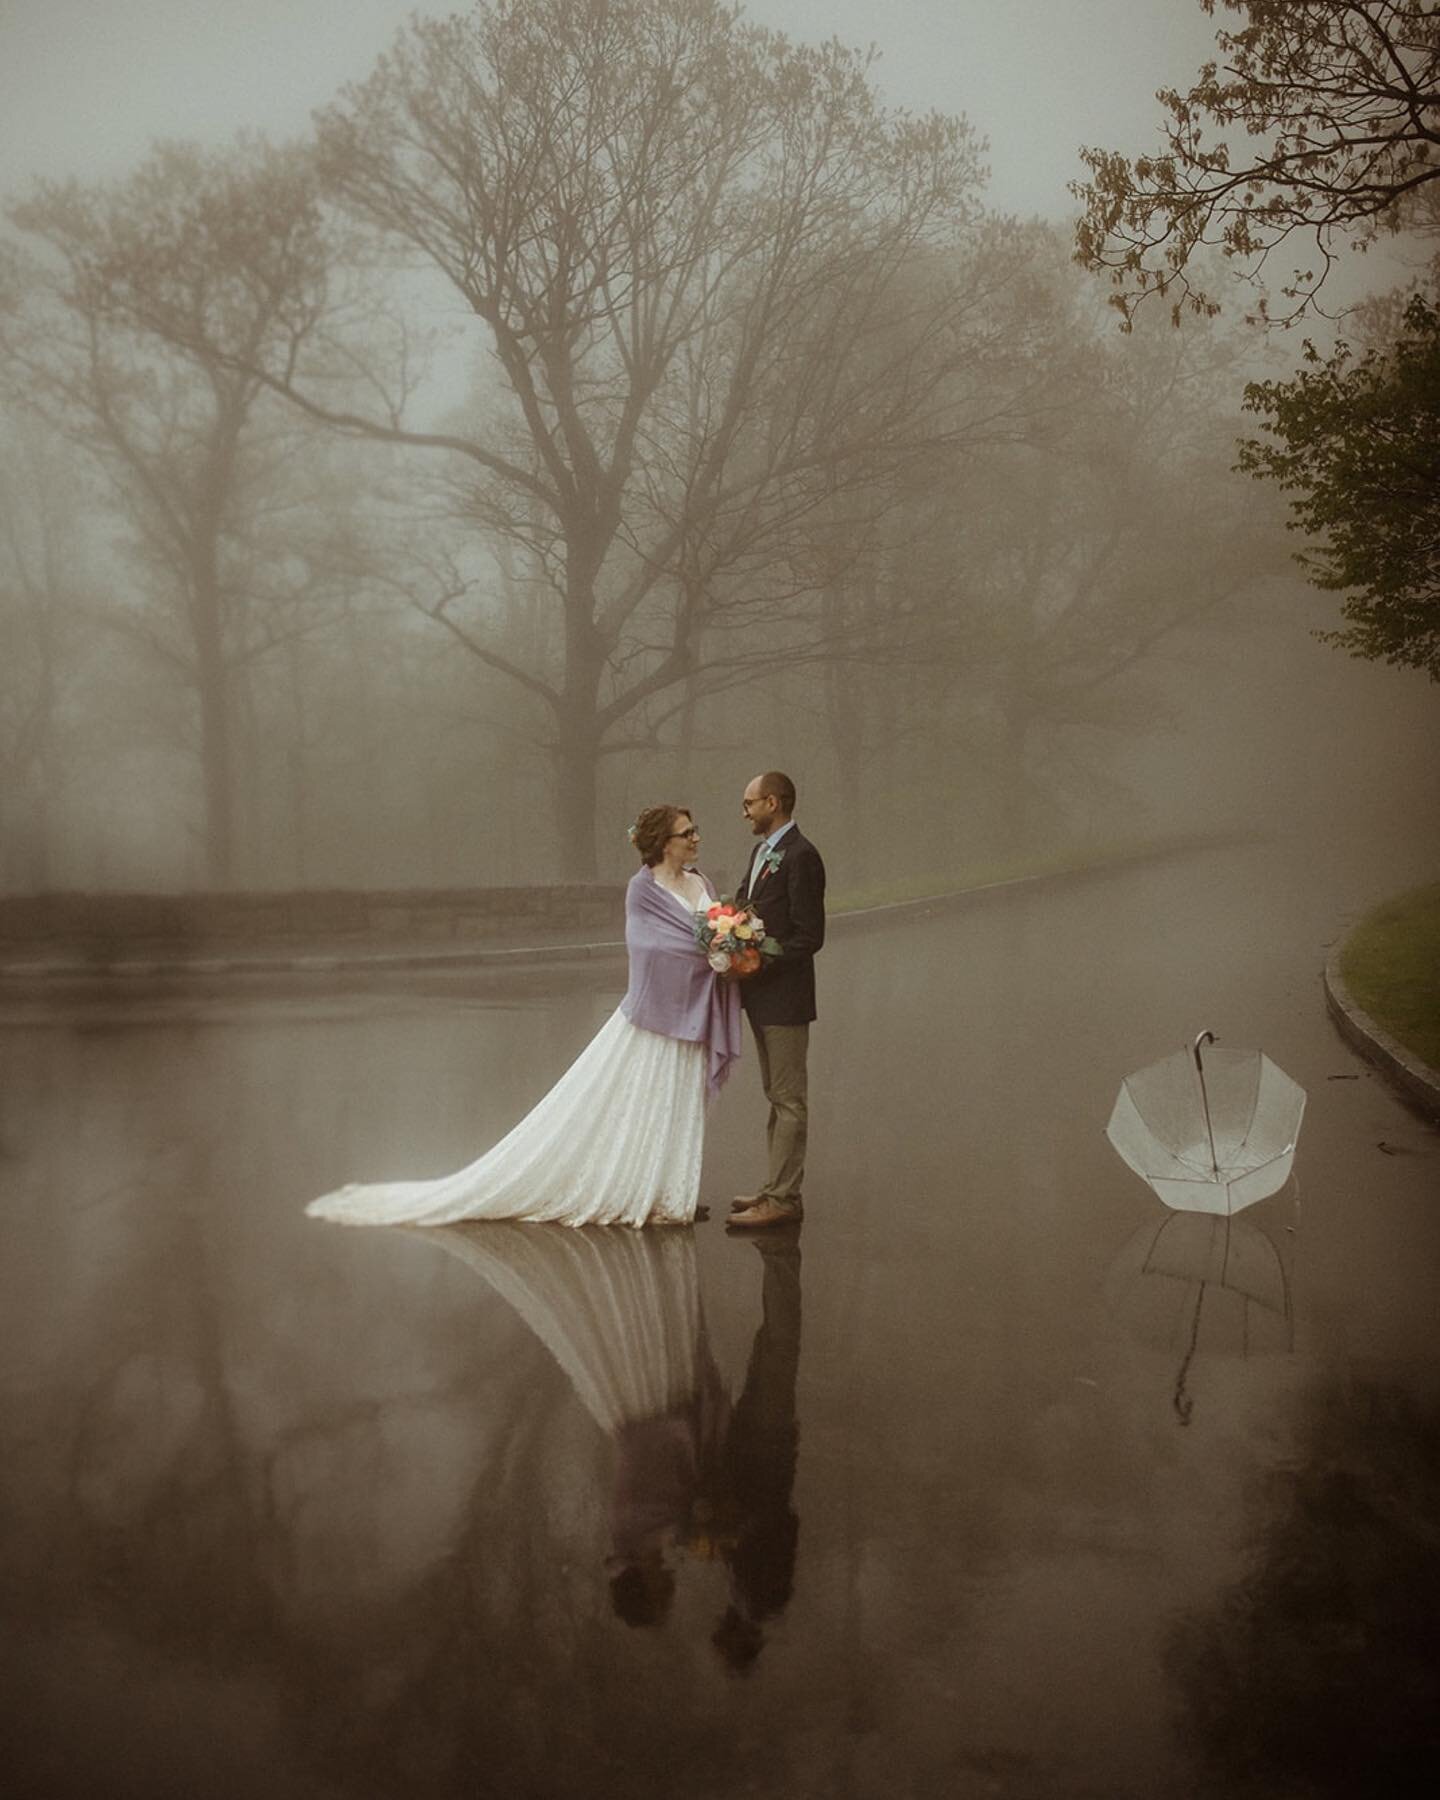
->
<box><xmin>1323</xmin><ymin>940</ymin><xmax>1440</xmax><ymax>1123</ymax></box>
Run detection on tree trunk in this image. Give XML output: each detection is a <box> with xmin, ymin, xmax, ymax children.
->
<box><xmin>286</xmin><ymin>639</ymin><xmax>310</xmax><ymax>886</ymax></box>
<box><xmin>190</xmin><ymin>568</ymin><xmax>234</xmax><ymax>889</ymax></box>
<box><xmin>554</xmin><ymin>538</ymin><xmax>608</xmax><ymax>880</ymax></box>
<box><xmin>822</xmin><ymin>577</ymin><xmax>868</xmax><ymax>877</ymax></box>
<box><xmin>30</xmin><ymin>590</ymin><xmax>56</xmax><ymax>890</ymax></box>
<box><xmin>553</xmin><ymin>709</ymin><xmax>602</xmax><ymax>880</ymax></box>
<box><xmin>196</xmin><ymin>681</ymin><xmax>234</xmax><ymax>888</ymax></box>
<box><xmin>233</xmin><ymin>668</ymin><xmax>263</xmax><ymax>887</ymax></box>
<box><xmin>343</xmin><ymin>607</ymin><xmax>382</xmax><ymax>885</ymax></box>
<box><xmin>673</xmin><ymin>667</ymin><xmax>702</xmax><ymax>797</ymax></box>
<box><xmin>30</xmin><ymin>763</ymin><xmax>52</xmax><ymax>891</ymax></box>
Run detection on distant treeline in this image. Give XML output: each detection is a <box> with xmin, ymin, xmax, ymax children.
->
<box><xmin>0</xmin><ymin>0</ymin><xmax>1289</xmax><ymax>894</ymax></box>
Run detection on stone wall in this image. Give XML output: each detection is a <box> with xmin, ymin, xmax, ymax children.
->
<box><xmin>0</xmin><ymin>886</ymin><xmax>628</xmax><ymax>953</ymax></box>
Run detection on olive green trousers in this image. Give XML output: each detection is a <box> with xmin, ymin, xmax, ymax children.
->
<box><xmin>750</xmin><ymin>1022</ymin><xmax>809</xmax><ymax>1208</ymax></box>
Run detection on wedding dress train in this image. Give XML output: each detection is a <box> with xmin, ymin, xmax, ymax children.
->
<box><xmin>307</xmin><ymin>1008</ymin><xmax>707</xmax><ymax>1229</ymax></box>
<box><xmin>305</xmin><ymin>868</ymin><xmax>740</xmax><ymax>1230</ymax></box>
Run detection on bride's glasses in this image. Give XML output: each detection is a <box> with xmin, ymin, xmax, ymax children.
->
<box><xmin>670</xmin><ymin>826</ymin><xmax>701</xmax><ymax>840</ymax></box>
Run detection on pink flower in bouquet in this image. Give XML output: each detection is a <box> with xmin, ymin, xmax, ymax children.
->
<box><xmin>695</xmin><ymin>896</ymin><xmax>777</xmax><ymax>978</ymax></box>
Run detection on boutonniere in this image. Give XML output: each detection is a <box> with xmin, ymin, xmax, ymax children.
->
<box><xmin>758</xmin><ymin>843</ymin><xmax>784</xmax><ymax>881</ymax></box>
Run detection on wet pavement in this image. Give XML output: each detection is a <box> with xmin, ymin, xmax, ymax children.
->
<box><xmin>3</xmin><ymin>828</ymin><xmax>1439</xmax><ymax>1799</ymax></box>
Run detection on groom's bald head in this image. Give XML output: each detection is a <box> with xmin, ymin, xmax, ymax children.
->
<box><xmin>752</xmin><ymin>771</ymin><xmax>795</xmax><ymax>816</ymax></box>
<box><xmin>742</xmin><ymin>771</ymin><xmax>795</xmax><ymax>836</ymax></box>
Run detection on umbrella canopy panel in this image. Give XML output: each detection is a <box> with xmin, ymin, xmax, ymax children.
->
<box><xmin>1106</xmin><ymin>1044</ymin><xmax>1307</xmax><ymax>1215</ymax></box>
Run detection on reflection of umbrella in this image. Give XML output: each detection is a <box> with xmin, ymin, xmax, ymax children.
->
<box><xmin>1104</xmin><ymin>1211</ymin><xmax>1292</xmax><ymax>1356</ymax></box>
<box><xmin>1106</xmin><ymin>1031</ymin><xmax>1306</xmax><ymax>1214</ymax></box>
<box><xmin>1103</xmin><ymin>1210</ymin><xmax>1294</xmax><ymax>1425</ymax></box>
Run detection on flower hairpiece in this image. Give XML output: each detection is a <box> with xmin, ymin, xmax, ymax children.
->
<box><xmin>626</xmin><ymin>822</ymin><xmax>638</xmax><ymax>844</ymax></box>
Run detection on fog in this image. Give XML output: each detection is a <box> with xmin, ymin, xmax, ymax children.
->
<box><xmin>1</xmin><ymin>1</ymin><xmax>1220</xmax><ymax>216</ymax></box>
<box><xmin>1</xmin><ymin>0</ymin><xmax>1435</xmax><ymax>898</ymax></box>
<box><xmin>4</xmin><ymin>10</ymin><xmax>1440</xmax><ymax>1796</ymax></box>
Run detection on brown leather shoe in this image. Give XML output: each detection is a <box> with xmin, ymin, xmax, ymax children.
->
<box><xmin>726</xmin><ymin>1197</ymin><xmax>802</xmax><ymax>1230</ymax></box>
<box><xmin>729</xmin><ymin>1193</ymin><xmax>767</xmax><ymax>1214</ymax></box>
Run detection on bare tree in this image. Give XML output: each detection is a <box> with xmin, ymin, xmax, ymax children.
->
<box><xmin>801</xmin><ymin>243</ymin><xmax>1291</xmax><ymax>858</ymax></box>
<box><xmin>0</xmin><ymin>427</ymin><xmax>93</xmax><ymax>888</ymax></box>
<box><xmin>2</xmin><ymin>140</ymin><xmax>355</xmax><ymax>886</ymax></box>
<box><xmin>146</xmin><ymin>0</ymin><xmax>995</xmax><ymax>877</ymax></box>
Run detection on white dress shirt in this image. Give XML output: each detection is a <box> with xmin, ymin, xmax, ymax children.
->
<box><xmin>748</xmin><ymin>818</ymin><xmax>796</xmax><ymax>891</ymax></box>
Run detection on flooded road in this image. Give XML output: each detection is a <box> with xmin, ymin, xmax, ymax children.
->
<box><xmin>3</xmin><ymin>825</ymin><xmax>1439</xmax><ymax>1799</ymax></box>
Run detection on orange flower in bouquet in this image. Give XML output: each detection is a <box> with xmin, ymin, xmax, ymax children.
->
<box><xmin>696</xmin><ymin>900</ymin><xmax>780</xmax><ymax>977</ymax></box>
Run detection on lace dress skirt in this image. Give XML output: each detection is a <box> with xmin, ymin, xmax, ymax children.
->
<box><xmin>306</xmin><ymin>1008</ymin><xmax>707</xmax><ymax>1230</ymax></box>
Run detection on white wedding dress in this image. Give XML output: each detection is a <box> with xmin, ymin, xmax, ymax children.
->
<box><xmin>307</xmin><ymin>890</ymin><xmax>710</xmax><ymax>1230</ymax></box>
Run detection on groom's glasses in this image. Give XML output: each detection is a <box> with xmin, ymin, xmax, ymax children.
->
<box><xmin>670</xmin><ymin>827</ymin><xmax>701</xmax><ymax>840</ymax></box>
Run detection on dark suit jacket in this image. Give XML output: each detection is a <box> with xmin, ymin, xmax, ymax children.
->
<box><xmin>736</xmin><ymin>825</ymin><xmax>826</xmax><ymax>1028</ymax></box>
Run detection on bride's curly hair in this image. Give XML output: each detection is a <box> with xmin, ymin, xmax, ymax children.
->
<box><xmin>629</xmin><ymin>804</ymin><xmax>692</xmax><ymax>867</ymax></box>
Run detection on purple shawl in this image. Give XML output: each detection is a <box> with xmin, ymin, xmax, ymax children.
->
<box><xmin>620</xmin><ymin>868</ymin><xmax>741</xmax><ymax>1096</ymax></box>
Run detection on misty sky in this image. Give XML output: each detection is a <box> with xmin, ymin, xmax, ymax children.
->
<box><xmin>0</xmin><ymin>0</ymin><xmax>1219</xmax><ymax>220</ymax></box>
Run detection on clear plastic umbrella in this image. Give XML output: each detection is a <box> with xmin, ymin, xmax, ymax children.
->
<box><xmin>1106</xmin><ymin>1031</ymin><xmax>1307</xmax><ymax>1215</ymax></box>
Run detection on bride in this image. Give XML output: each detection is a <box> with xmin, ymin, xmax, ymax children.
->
<box><xmin>306</xmin><ymin>805</ymin><xmax>741</xmax><ymax>1229</ymax></box>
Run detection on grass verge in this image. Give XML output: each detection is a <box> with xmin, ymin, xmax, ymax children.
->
<box><xmin>1340</xmin><ymin>882</ymin><xmax>1440</xmax><ymax>1073</ymax></box>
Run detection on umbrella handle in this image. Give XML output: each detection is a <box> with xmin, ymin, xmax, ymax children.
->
<box><xmin>1193</xmin><ymin>1031</ymin><xmax>1220</xmax><ymax>1178</ymax></box>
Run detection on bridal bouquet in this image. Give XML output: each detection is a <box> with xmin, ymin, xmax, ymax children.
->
<box><xmin>696</xmin><ymin>901</ymin><xmax>780</xmax><ymax>977</ymax></box>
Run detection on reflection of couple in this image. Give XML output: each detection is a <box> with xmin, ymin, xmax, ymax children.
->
<box><xmin>308</xmin><ymin>771</ymin><xmax>826</xmax><ymax>1232</ymax></box>
<box><xmin>425</xmin><ymin>1220</ymin><xmax>801</xmax><ymax>1666</ymax></box>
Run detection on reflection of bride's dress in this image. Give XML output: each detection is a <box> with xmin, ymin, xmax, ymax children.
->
<box><xmin>421</xmin><ymin>1220</ymin><xmax>801</xmax><ymax>1652</ymax></box>
<box><xmin>422</xmin><ymin>1222</ymin><xmax>707</xmax><ymax>1433</ymax></box>
<box><xmin>423</xmin><ymin>1221</ymin><xmax>725</xmax><ymax>1629</ymax></box>
<box><xmin>307</xmin><ymin>1008</ymin><xmax>706</xmax><ymax>1229</ymax></box>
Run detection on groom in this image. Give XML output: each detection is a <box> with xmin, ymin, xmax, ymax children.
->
<box><xmin>728</xmin><ymin>771</ymin><xmax>826</xmax><ymax>1230</ymax></box>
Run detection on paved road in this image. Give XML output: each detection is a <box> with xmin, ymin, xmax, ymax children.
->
<box><xmin>2</xmin><ymin>824</ymin><xmax>1438</xmax><ymax>1799</ymax></box>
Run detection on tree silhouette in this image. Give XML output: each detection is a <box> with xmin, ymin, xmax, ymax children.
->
<box><xmin>1074</xmin><ymin>1</ymin><xmax>1440</xmax><ymax>326</ymax></box>
<box><xmin>1238</xmin><ymin>289</ymin><xmax>1440</xmax><ymax>677</ymax></box>
<box><xmin>3</xmin><ymin>141</ymin><xmax>357</xmax><ymax>885</ymax></box>
<box><xmin>158</xmin><ymin>0</ymin><xmax>1002</xmax><ymax>877</ymax></box>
